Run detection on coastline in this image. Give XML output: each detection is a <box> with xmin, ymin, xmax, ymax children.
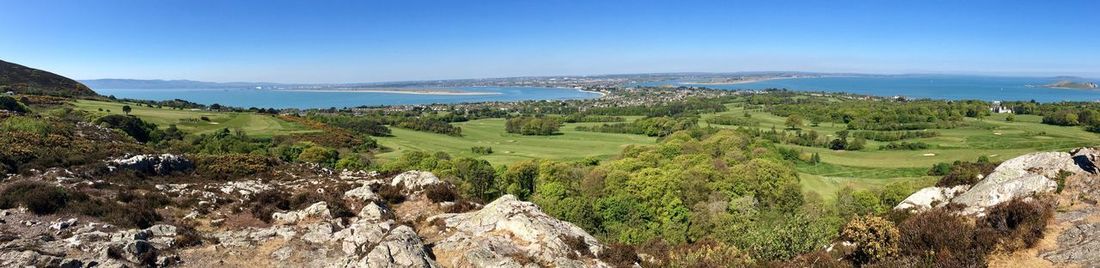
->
<box><xmin>274</xmin><ymin>89</ymin><xmax>502</xmax><ymax>95</ymax></box>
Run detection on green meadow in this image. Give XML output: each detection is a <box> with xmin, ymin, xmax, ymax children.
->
<box><xmin>70</xmin><ymin>100</ymin><xmax>317</xmax><ymax>138</ymax></box>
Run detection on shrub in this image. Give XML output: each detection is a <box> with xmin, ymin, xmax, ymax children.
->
<box><xmin>600</xmin><ymin>243</ymin><xmax>640</xmax><ymax>267</ymax></box>
<box><xmin>560</xmin><ymin>235</ymin><xmax>592</xmax><ymax>257</ymax></box>
<box><xmin>248</xmin><ymin>190</ymin><xmax>292</xmax><ymax>223</ymax></box>
<box><xmin>664</xmin><ymin>240</ymin><xmax>752</xmax><ymax>268</ymax></box>
<box><xmin>896</xmin><ymin>209</ymin><xmax>990</xmax><ymax>267</ymax></box>
<box><xmin>193</xmin><ymin>154</ymin><xmax>278</xmax><ymax>179</ymax></box>
<box><xmin>95</xmin><ymin>114</ymin><xmax>159</xmax><ymax>143</ymax></box>
<box><xmin>839</xmin><ymin>216</ymin><xmax>900</xmax><ymax>265</ymax></box>
<box><xmin>288</xmin><ymin>190</ymin><xmax>355</xmax><ymax>219</ymax></box>
<box><xmin>978</xmin><ymin>198</ymin><xmax>1054</xmax><ymax>251</ymax></box>
<box><xmin>298</xmin><ymin>146</ymin><xmax>339</xmax><ymax>167</ymax></box>
<box><xmin>375</xmin><ymin>184</ymin><xmax>407</xmax><ymax>204</ymax></box>
<box><xmin>935</xmin><ymin>161</ymin><xmax>997</xmax><ymax>187</ymax></box>
<box><xmin>424</xmin><ymin>184</ymin><xmax>458</xmax><ymax>203</ymax></box>
<box><xmin>0</xmin><ymin>181</ymin><xmax>68</xmax><ymax>214</ymax></box>
<box><xmin>0</xmin><ymin>96</ymin><xmax>29</xmax><ymax>113</ymax></box>
<box><xmin>505</xmin><ymin>116</ymin><xmax>561</xmax><ymax>135</ymax></box>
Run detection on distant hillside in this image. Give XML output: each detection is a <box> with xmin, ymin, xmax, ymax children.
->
<box><xmin>0</xmin><ymin>59</ymin><xmax>97</xmax><ymax>96</ymax></box>
<box><xmin>82</xmin><ymin>79</ymin><xmax>285</xmax><ymax>89</ymax></box>
<box><xmin>1045</xmin><ymin>80</ymin><xmax>1099</xmax><ymax>90</ymax></box>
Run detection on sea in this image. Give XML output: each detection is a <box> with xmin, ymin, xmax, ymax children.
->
<box><xmin>92</xmin><ymin>75</ymin><xmax>1100</xmax><ymax>109</ymax></box>
<box><xmin>90</xmin><ymin>87</ymin><xmax>601</xmax><ymax>109</ymax></box>
<box><xmin>656</xmin><ymin>75</ymin><xmax>1100</xmax><ymax>103</ymax></box>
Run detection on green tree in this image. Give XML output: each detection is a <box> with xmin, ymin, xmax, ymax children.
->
<box><xmin>785</xmin><ymin>115</ymin><xmax>803</xmax><ymax>129</ymax></box>
<box><xmin>500</xmin><ymin>160</ymin><xmax>539</xmax><ymax>200</ymax></box>
<box><xmin>122</xmin><ymin>105</ymin><xmax>132</xmax><ymax>115</ymax></box>
<box><xmin>452</xmin><ymin>158</ymin><xmax>498</xmax><ymax>202</ymax></box>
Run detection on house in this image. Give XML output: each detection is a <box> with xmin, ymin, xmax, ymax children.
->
<box><xmin>990</xmin><ymin>101</ymin><xmax>1013</xmax><ymax>114</ymax></box>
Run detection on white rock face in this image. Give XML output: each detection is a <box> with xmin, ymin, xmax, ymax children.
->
<box><xmin>344</xmin><ymin>183</ymin><xmax>380</xmax><ymax>201</ymax></box>
<box><xmin>272</xmin><ymin>202</ymin><xmax>333</xmax><ymax>225</ymax></box>
<box><xmin>106</xmin><ymin>154</ymin><xmax>193</xmax><ymax>175</ymax></box>
<box><xmin>894</xmin><ymin>185</ymin><xmax>970</xmax><ymax>212</ymax></box>
<box><xmin>390</xmin><ymin>170</ymin><xmax>443</xmax><ymax>190</ymax></box>
<box><xmin>894</xmin><ymin>150</ymin><xmax>1092</xmax><ymax>216</ymax></box>
<box><xmin>431</xmin><ymin>195</ymin><xmax>609</xmax><ymax>268</ymax></box>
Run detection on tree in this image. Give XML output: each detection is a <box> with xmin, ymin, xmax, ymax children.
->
<box><xmin>500</xmin><ymin>160</ymin><xmax>539</xmax><ymax>200</ymax></box>
<box><xmin>785</xmin><ymin>115</ymin><xmax>803</xmax><ymax>129</ymax></box>
<box><xmin>122</xmin><ymin>105</ymin><xmax>132</xmax><ymax>115</ymax></box>
<box><xmin>452</xmin><ymin>158</ymin><xmax>498</xmax><ymax>202</ymax></box>
<box><xmin>1006</xmin><ymin>114</ymin><xmax>1015</xmax><ymax>122</ymax></box>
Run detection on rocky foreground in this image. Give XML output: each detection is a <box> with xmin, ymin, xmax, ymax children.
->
<box><xmin>0</xmin><ymin>165</ymin><xmax>613</xmax><ymax>267</ymax></box>
<box><xmin>893</xmin><ymin>148</ymin><xmax>1100</xmax><ymax>267</ymax></box>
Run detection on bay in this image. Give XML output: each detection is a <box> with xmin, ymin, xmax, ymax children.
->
<box><xmin>91</xmin><ymin>86</ymin><xmax>601</xmax><ymax>109</ymax></box>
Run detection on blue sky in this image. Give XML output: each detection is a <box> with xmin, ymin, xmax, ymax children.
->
<box><xmin>1</xmin><ymin>0</ymin><xmax>1097</xmax><ymax>83</ymax></box>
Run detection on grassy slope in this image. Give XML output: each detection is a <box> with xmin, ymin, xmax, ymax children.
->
<box><xmin>375</xmin><ymin>118</ymin><xmax>656</xmax><ymax>165</ymax></box>
<box><xmin>71</xmin><ymin>100</ymin><xmax>317</xmax><ymax>138</ymax></box>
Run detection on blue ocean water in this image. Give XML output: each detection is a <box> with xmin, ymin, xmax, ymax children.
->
<box><xmin>91</xmin><ymin>87</ymin><xmax>601</xmax><ymax>109</ymax></box>
<box><xmin>661</xmin><ymin>75</ymin><xmax>1100</xmax><ymax>103</ymax></box>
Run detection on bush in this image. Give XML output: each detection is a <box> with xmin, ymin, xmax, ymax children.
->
<box><xmin>298</xmin><ymin>146</ymin><xmax>339</xmax><ymax>167</ymax></box>
<box><xmin>560</xmin><ymin>235</ymin><xmax>592</xmax><ymax>257</ymax></box>
<box><xmin>839</xmin><ymin>216</ymin><xmax>900</xmax><ymax>265</ymax></box>
<box><xmin>424</xmin><ymin>184</ymin><xmax>458</xmax><ymax>203</ymax></box>
<box><xmin>375</xmin><ymin>184</ymin><xmax>407</xmax><ymax>204</ymax></box>
<box><xmin>978</xmin><ymin>198</ymin><xmax>1054</xmax><ymax>251</ymax></box>
<box><xmin>935</xmin><ymin>161</ymin><xmax>998</xmax><ymax>187</ymax></box>
<box><xmin>0</xmin><ymin>96</ymin><xmax>29</xmax><ymax>113</ymax></box>
<box><xmin>248</xmin><ymin>190</ymin><xmax>292</xmax><ymax>223</ymax></box>
<box><xmin>288</xmin><ymin>190</ymin><xmax>355</xmax><ymax>219</ymax></box>
<box><xmin>95</xmin><ymin>114</ymin><xmax>160</xmax><ymax>143</ymax></box>
<box><xmin>193</xmin><ymin>154</ymin><xmax>278</xmax><ymax>179</ymax></box>
<box><xmin>0</xmin><ymin>181</ymin><xmax>68</xmax><ymax>214</ymax></box>
<box><xmin>896</xmin><ymin>209</ymin><xmax>990</xmax><ymax>266</ymax></box>
<box><xmin>599</xmin><ymin>243</ymin><xmax>640</xmax><ymax>267</ymax></box>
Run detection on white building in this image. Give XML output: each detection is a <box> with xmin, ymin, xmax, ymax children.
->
<box><xmin>990</xmin><ymin>101</ymin><xmax>1013</xmax><ymax>114</ymax></box>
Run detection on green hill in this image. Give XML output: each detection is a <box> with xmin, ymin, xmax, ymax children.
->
<box><xmin>0</xmin><ymin>59</ymin><xmax>97</xmax><ymax>96</ymax></box>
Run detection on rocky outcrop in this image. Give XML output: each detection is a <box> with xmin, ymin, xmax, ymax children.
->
<box><xmin>893</xmin><ymin>185</ymin><xmax>969</xmax><ymax>211</ymax></box>
<box><xmin>895</xmin><ymin>150</ymin><xmax>1095</xmax><ymax>215</ymax></box>
<box><xmin>1</xmin><ymin>169</ymin><xmax>612</xmax><ymax>268</ymax></box>
<box><xmin>107</xmin><ymin>154</ymin><xmax>193</xmax><ymax>175</ymax></box>
<box><xmin>429</xmin><ymin>195</ymin><xmax>609</xmax><ymax>268</ymax></box>
<box><xmin>391</xmin><ymin>170</ymin><xmax>444</xmax><ymax>190</ymax></box>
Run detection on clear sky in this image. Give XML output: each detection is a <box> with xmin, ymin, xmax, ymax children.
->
<box><xmin>1</xmin><ymin>0</ymin><xmax>1097</xmax><ymax>83</ymax></box>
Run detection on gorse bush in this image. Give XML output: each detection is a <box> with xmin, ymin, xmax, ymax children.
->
<box><xmin>840</xmin><ymin>216</ymin><xmax>900</xmax><ymax>265</ymax></box>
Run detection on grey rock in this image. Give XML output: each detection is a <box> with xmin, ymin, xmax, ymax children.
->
<box><xmin>107</xmin><ymin>154</ymin><xmax>193</xmax><ymax>175</ymax></box>
<box><xmin>1042</xmin><ymin>223</ymin><xmax>1100</xmax><ymax>266</ymax></box>
<box><xmin>431</xmin><ymin>195</ymin><xmax>609</xmax><ymax>268</ymax></box>
<box><xmin>893</xmin><ymin>185</ymin><xmax>969</xmax><ymax>212</ymax></box>
<box><xmin>359</xmin><ymin>225</ymin><xmax>439</xmax><ymax>268</ymax></box>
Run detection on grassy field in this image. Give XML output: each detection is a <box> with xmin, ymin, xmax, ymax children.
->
<box><xmin>70</xmin><ymin>100</ymin><xmax>317</xmax><ymax>137</ymax></box>
<box><xmin>375</xmin><ymin>118</ymin><xmax>656</xmax><ymax>165</ymax></box>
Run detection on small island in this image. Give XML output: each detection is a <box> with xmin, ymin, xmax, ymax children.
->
<box><xmin>1044</xmin><ymin>80</ymin><xmax>1099</xmax><ymax>90</ymax></box>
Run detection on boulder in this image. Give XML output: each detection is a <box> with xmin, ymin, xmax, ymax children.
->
<box><xmin>107</xmin><ymin>154</ymin><xmax>193</xmax><ymax>175</ymax></box>
<box><xmin>430</xmin><ymin>195</ymin><xmax>609</xmax><ymax>268</ymax></box>
<box><xmin>272</xmin><ymin>202</ymin><xmax>333</xmax><ymax>225</ymax></box>
<box><xmin>390</xmin><ymin>171</ymin><xmax>443</xmax><ymax>190</ymax></box>
<box><xmin>359</xmin><ymin>226</ymin><xmax>439</xmax><ymax>268</ymax></box>
<box><xmin>345</xmin><ymin>183</ymin><xmax>380</xmax><ymax>201</ymax></box>
<box><xmin>893</xmin><ymin>185</ymin><xmax>969</xmax><ymax>212</ymax></box>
